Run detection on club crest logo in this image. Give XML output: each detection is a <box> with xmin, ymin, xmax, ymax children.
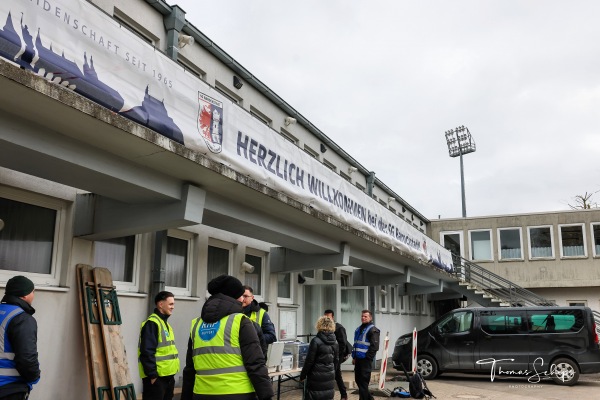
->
<box><xmin>197</xmin><ymin>92</ymin><xmax>224</xmax><ymax>153</ymax></box>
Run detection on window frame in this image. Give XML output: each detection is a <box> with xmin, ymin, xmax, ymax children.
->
<box><xmin>164</xmin><ymin>229</ymin><xmax>195</xmax><ymax>297</ymax></box>
<box><xmin>497</xmin><ymin>227</ymin><xmax>524</xmax><ymax>261</ymax></box>
<box><xmin>558</xmin><ymin>223</ymin><xmax>587</xmax><ymax>258</ymax></box>
<box><xmin>591</xmin><ymin>222</ymin><xmax>600</xmax><ymax>258</ymax></box>
<box><xmin>468</xmin><ymin>229</ymin><xmax>493</xmax><ymax>261</ymax></box>
<box><xmin>378</xmin><ymin>285</ymin><xmax>387</xmax><ymax>312</ymax></box>
<box><xmin>244</xmin><ymin>247</ymin><xmax>265</xmax><ymax>299</ymax></box>
<box><xmin>93</xmin><ymin>234</ymin><xmax>141</xmax><ymax>293</ymax></box>
<box><xmin>389</xmin><ymin>285</ymin><xmax>397</xmax><ymax>312</ymax></box>
<box><xmin>207</xmin><ymin>238</ymin><xmax>233</xmax><ymax>283</ymax></box>
<box><xmin>277</xmin><ymin>272</ymin><xmax>294</xmax><ymax>305</ymax></box>
<box><xmin>0</xmin><ymin>186</ymin><xmax>67</xmax><ymax>288</ymax></box>
<box><xmin>527</xmin><ymin>225</ymin><xmax>555</xmax><ymax>260</ymax></box>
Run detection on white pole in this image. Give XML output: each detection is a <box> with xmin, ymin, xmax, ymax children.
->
<box><xmin>411</xmin><ymin>328</ymin><xmax>418</xmax><ymax>373</ymax></box>
<box><xmin>378</xmin><ymin>332</ymin><xmax>390</xmax><ymax>389</ymax></box>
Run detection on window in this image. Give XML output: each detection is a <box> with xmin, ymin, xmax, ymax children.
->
<box><xmin>379</xmin><ymin>285</ymin><xmax>387</xmax><ymax>311</ymax></box>
<box><xmin>244</xmin><ymin>250</ymin><xmax>264</xmax><ymax>297</ymax></box>
<box><xmin>166</xmin><ymin>230</ymin><xmax>194</xmax><ymax>296</ymax></box>
<box><xmin>113</xmin><ymin>8</ymin><xmax>159</xmax><ymax>45</ymax></box>
<box><xmin>303</xmin><ymin>145</ymin><xmax>319</xmax><ymax>160</ymax></box>
<box><xmin>215</xmin><ymin>81</ymin><xmax>242</xmax><ymax>105</ymax></box>
<box><xmin>469</xmin><ymin>230</ymin><xmax>493</xmax><ymax>261</ymax></box>
<box><xmin>207</xmin><ymin>243</ymin><xmax>230</xmax><ymax>282</ymax></box>
<box><xmin>279</xmin><ymin>128</ymin><xmax>298</xmax><ymax>145</ymax></box>
<box><xmin>436</xmin><ymin>310</ymin><xmax>473</xmax><ymax>334</ymax></box>
<box><xmin>322</xmin><ymin>270</ymin><xmax>333</xmax><ymax>280</ymax></box>
<box><xmin>498</xmin><ymin>228</ymin><xmax>522</xmax><ymax>260</ymax></box>
<box><xmin>0</xmin><ymin>190</ymin><xmax>66</xmax><ymax>286</ymax></box>
<box><xmin>303</xmin><ymin>270</ymin><xmax>315</xmax><ymax>279</ymax></box>
<box><xmin>355</xmin><ymin>183</ymin><xmax>366</xmax><ymax>192</ymax></box>
<box><xmin>94</xmin><ymin>235</ymin><xmax>139</xmax><ymax>291</ymax></box>
<box><xmin>528</xmin><ymin>226</ymin><xmax>554</xmax><ymax>258</ymax></box>
<box><xmin>559</xmin><ymin>224</ymin><xmax>586</xmax><ymax>257</ymax></box>
<box><xmin>529</xmin><ymin>310</ymin><xmax>583</xmax><ymax>333</ymax></box>
<box><xmin>592</xmin><ymin>223</ymin><xmax>600</xmax><ymax>257</ymax></box>
<box><xmin>389</xmin><ymin>285</ymin><xmax>397</xmax><ymax>312</ymax></box>
<box><xmin>340</xmin><ymin>171</ymin><xmax>351</xmax><ymax>182</ymax></box>
<box><xmin>177</xmin><ymin>55</ymin><xmax>206</xmax><ymax>81</ymax></box>
<box><xmin>250</xmin><ymin>106</ymin><xmax>271</xmax><ymax>126</ymax></box>
<box><xmin>323</xmin><ymin>159</ymin><xmax>337</xmax><ymax>172</ymax></box>
<box><xmin>277</xmin><ymin>273</ymin><xmax>293</xmax><ymax>304</ymax></box>
<box><xmin>441</xmin><ymin>231</ymin><xmax>464</xmax><ymax>266</ymax></box>
<box><xmin>480</xmin><ymin>310</ymin><xmax>526</xmax><ymax>334</ymax></box>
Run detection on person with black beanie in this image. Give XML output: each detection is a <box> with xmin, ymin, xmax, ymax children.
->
<box><xmin>181</xmin><ymin>275</ymin><xmax>273</xmax><ymax>400</ymax></box>
<box><xmin>0</xmin><ymin>275</ymin><xmax>41</xmax><ymax>400</ymax></box>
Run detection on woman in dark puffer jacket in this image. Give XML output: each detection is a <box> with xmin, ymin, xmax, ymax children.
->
<box><xmin>300</xmin><ymin>316</ymin><xmax>339</xmax><ymax>400</ymax></box>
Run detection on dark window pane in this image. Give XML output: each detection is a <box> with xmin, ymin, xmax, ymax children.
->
<box><xmin>94</xmin><ymin>236</ymin><xmax>135</xmax><ymax>282</ymax></box>
<box><xmin>0</xmin><ymin>198</ymin><xmax>55</xmax><ymax>274</ymax></box>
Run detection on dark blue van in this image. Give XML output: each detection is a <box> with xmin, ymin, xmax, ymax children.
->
<box><xmin>392</xmin><ymin>306</ymin><xmax>600</xmax><ymax>385</ymax></box>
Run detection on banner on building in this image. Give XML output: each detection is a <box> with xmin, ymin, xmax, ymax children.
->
<box><xmin>0</xmin><ymin>0</ymin><xmax>453</xmax><ymax>271</ymax></box>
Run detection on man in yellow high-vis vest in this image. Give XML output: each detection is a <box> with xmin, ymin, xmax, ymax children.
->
<box><xmin>241</xmin><ymin>285</ymin><xmax>277</xmax><ymax>346</ymax></box>
<box><xmin>139</xmin><ymin>291</ymin><xmax>180</xmax><ymax>400</ymax></box>
<box><xmin>181</xmin><ymin>275</ymin><xmax>273</xmax><ymax>400</ymax></box>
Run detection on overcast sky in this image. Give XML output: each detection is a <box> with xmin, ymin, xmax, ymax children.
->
<box><xmin>173</xmin><ymin>0</ymin><xmax>600</xmax><ymax>220</ymax></box>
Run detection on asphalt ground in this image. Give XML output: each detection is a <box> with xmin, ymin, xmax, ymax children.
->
<box><xmin>167</xmin><ymin>369</ymin><xmax>600</xmax><ymax>400</ymax></box>
<box><xmin>270</xmin><ymin>369</ymin><xmax>600</xmax><ymax>400</ymax></box>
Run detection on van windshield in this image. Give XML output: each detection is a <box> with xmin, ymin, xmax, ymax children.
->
<box><xmin>436</xmin><ymin>310</ymin><xmax>473</xmax><ymax>334</ymax></box>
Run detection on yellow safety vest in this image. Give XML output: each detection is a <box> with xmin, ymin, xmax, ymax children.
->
<box><xmin>248</xmin><ymin>308</ymin><xmax>266</xmax><ymax>326</ymax></box>
<box><xmin>138</xmin><ymin>313</ymin><xmax>180</xmax><ymax>378</ymax></box>
<box><xmin>190</xmin><ymin>313</ymin><xmax>254</xmax><ymax>395</ymax></box>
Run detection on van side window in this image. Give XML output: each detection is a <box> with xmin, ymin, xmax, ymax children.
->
<box><xmin>529</xmin><ymin>310</ymin><xmax>583</xmax><ymax>333</ymax></box>
<box><xmin>480</xmin><ymin>310</ymin><xmax>527</xmax><ymax>334</ymax></box>
<box><xmin>437</xmin><ymin>311</ymin><xmax>473</xmax><ymax>334</ymax></box>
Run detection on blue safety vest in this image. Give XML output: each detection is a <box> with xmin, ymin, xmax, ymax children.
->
<box><xmin>0</xmin><ymin>304</ymin><xmax>25</xmax><ymax>387</ymax></box>
<box><xmin>353</xmin><ymin>324</ymin><xmax>374</xmax><ymax>359</ymax></box>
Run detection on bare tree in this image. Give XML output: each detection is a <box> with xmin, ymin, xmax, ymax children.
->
<box><xmin>568</xmin><ymin>190</ymin><xmax>599</xmax><ymax>209</ymax></box>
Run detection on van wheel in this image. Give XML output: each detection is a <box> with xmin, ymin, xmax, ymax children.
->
<box><xmin>551</xmin><ymin>358</ymin><xmax>579</xmax><ymax>386</ymax></box>
<box><xmin>416</xmin><ymin>355</ymin><xmax>438</xmax><ymax>379</ymax></box>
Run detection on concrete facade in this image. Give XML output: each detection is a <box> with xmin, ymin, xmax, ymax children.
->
<box><xmin>430</xmin><ymin>209</ymin><xmax>600</xmax><ymax>311</ymax></box>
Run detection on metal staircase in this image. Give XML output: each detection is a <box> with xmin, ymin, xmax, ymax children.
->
<box><xmin>448</xmin><ymin>256</ymin><xmax>557</xmax><ymax>307</ymax></box>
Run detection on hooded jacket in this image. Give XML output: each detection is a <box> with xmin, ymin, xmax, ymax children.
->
<box><xmin>300</xmin><ymin>331</ymin><xmax>339</xmax><ymax>400</ymax></box>
<box><xmin>0</xmin><ymin>295</ymin><xmax>40</xmax><ymax>397</ymax></box>
<box><xmin>181</xmin><ymin>293</ymin><xmax>273</xmax><ymax>400</ymax></box>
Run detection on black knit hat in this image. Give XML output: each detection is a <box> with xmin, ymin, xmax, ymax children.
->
<box><xmin>207</xmin><ymin>274</ymin><xmax>245</xmax><ymax>299</ymax></box>
<box><xmin>5</xmin><ymin>275</ymin><xmax>35</xmax><ymax>297</ymax></box>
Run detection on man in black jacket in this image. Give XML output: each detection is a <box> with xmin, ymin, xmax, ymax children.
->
<box><xmin>138</xmin><ymin>291</ymin><xmax>179</xmax><ymax>400</ymax></box>
<box><xmin>0</xmin><ymin>275</ymin><xmax>41</xmax><ymax>400</ymax></box>
<box><xmin>241</xmin><ymin>285</ymin><xmax>277</xmax><ymax>345</ymax></box>
<box><xmin>324</xmin><ymin>309</ymin><xmax>349</xmax><ymax>400</ymax></box>
<box><xmin>181</xmin><ymin>275</ymin><xmax>273</xmax><ymax>400</ymax></box>
<box><xmin>352</xmin><ymin>310</ymin><xmax>380</xmax><ymax>400</ymax></box>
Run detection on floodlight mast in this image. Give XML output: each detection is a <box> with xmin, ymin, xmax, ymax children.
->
<box><xmin>444</xmin><ymin>126</ymin><xmax>476</xmax><ymax>218</ymax></box>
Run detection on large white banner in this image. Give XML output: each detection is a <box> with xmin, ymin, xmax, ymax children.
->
<box><xmin>0</xmin><ymin>0</ymin><xmax>454</xmax><ymax>272</ymax></box>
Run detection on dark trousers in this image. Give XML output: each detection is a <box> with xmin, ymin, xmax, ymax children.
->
<box><xmin>142</xmin><ymin>376</ymin><xmax>175</xmax><ymax>400</ymax></box>
<box><xmin>335</xmin><ymin>361</ymin><xmax>347</xmax><ymax>397</ymax></box>
<box><xmin>354</xmin><ymin>358</ymin><xmax>373</xmax><ymax>400</ymax></box>
<box><xmin>0</xmin><ymin>393</ymin><xmax>29</xmax><ymax>400</ymax></box>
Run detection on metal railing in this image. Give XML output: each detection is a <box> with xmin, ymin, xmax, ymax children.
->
<box><xmin>452</xmin><ymin>256</ymin><xmax>557</xmax><ymax>307</ymax></box>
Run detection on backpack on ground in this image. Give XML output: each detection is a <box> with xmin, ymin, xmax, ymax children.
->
<box><xmin>400</xmin><ymin>362</ymin><xmax>435</xmax><ymax>399</ymax></box>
